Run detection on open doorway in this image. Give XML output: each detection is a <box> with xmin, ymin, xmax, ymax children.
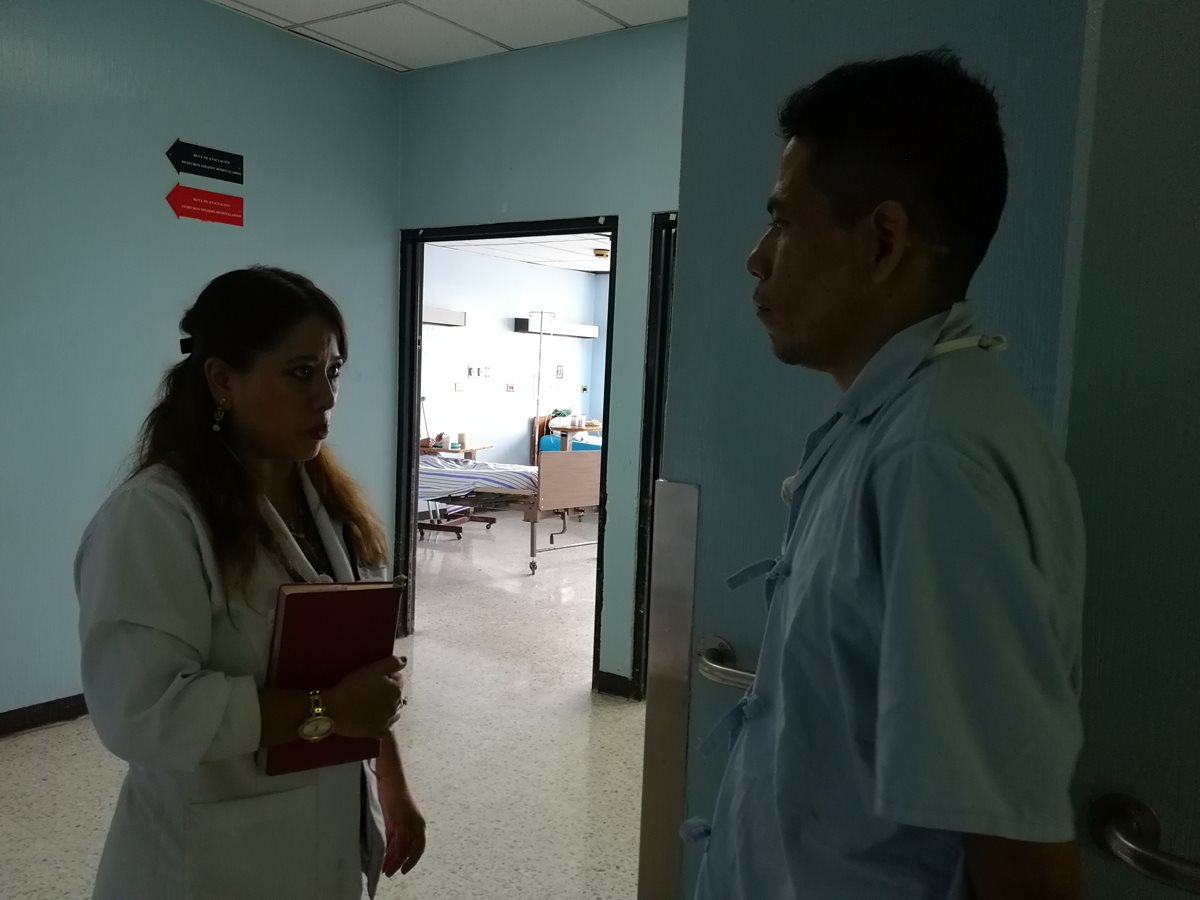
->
<box><xmin>417</xmin><ymin>232</ymin><xmax>611</xmax><ymax>574</ymax></box>
<box><xmin>392</xmin><ymin>215</ymin><xmax>677</xmax><ymax>896</ymax></box>
<box><xmin>396</xmin><ymin>217</ymin><xmax>618</xmax><ymax>683</ymax></box>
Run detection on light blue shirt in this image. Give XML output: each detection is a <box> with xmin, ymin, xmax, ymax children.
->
<box><xmin>692</xmin><ymin>303</ymin><xmax>1085</xmax><ymax>900</ymax></box>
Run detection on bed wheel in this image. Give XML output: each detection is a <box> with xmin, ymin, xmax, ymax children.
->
<box><xmin>529</xmin><ymin>561</ymin><xmax>538</xmax><ymax>574</ymax></box>
<box><xmin>456</xmin><ymin>533</ymin><xmax>463</xmax><ymax>541</ymax></box>
<box><xmin>486</xmin><ymin>523</ymin><xmax>493</xmax><ymax>530</ymax></box>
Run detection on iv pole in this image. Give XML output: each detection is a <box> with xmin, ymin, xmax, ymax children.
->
<box><xmin>531</xmin><ymin>310</ymin><xmax>557</xmax><ymax>465</ymax></box>
<box><xmin>529</xmin><ymin>310</ymin><xmax>556</xmax><ymax>572</ymax></box>
<box><xmin>526</xmin><ymin>309</ymin><xmax>598</xmax><ymax>574</ymax></box>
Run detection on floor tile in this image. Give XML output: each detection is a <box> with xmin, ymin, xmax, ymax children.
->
<box><xmin>0</xmin><ymin>510</ymin><xmax>645</xmax><ymax>900</ymax></box>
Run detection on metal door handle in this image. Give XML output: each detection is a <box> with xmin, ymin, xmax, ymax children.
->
<box><xmin>696</xmin><ymin>637</ymin><xmax>755</xmax><ymax>690</ymax></box>
<box><xmin>1089</xmin><ymin>793</ymin><xmax>1200</xmax><ymax>893</ymax></box>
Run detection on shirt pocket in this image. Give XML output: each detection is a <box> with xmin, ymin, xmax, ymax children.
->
<box><xmin>185</xmin><ymin>786</ymin><xmax>318</xmax><ymax>900</ymax></box>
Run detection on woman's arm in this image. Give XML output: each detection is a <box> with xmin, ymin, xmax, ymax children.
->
<box><xmin>376</xmin><ymin>730</ymin><xmax>426</xmax><ymax>877</ymax></box>
<box><xmin>377</xmin><ymin>730</ymin><xmax>408</xmax><ymax>787</ymax></box>
<box><xmin>257</xmin><ymin>689</ymin><xmax>309</xmax><ymax>748</ymax></box>
<box><xmin>77</xmin><ymin>483</ymin><xmax>263</xmax><ymax>770</ymax></box>
<box><xmin>260</xmin><ymin>657</ymin><xmax>405</xmax><ymax>748</ymax></box>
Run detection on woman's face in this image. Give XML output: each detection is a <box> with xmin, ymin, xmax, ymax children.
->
<box><xmin>210</xmin><ymin>315</ymin><xmax>343</xmax><ymax>463</ymax></box>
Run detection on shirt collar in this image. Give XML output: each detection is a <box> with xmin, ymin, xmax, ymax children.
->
<box><xmin>836</xmin><ymin>301</ymin><xmax>978</xmax><ymax>423</ymax></box>
<box><xmin>260</xmin><ymin>466</ymin><xmax>355</xmax><ymax>584</ymax></box>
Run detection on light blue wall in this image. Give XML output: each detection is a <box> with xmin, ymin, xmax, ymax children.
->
<box><xmin>590</xmin><ymin>275</ymin><xmax>611</xmax><ymax>421</ymax></box>
<box><xmin>666</xmin><ymin>1</ymin><xmax>1089</xmax><ymax>892</ymax></box>
<box><xmin>0</xmin><ymin>0</ymin><xmax>400</xmax><ymax>712</ymax></box>
<box><xmin>398</xmin><ymin>22</ymin><xmax>686</xmax><ymax>678</ymax></box>
<box><xmin>420</xmin><ymin>245</ymin><xmax>599</xmax><ymax>465</ymax></box>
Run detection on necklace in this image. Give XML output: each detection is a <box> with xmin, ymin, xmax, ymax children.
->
<box><xmin>283</xmin><ymin>501</ymin><xmax>331</xmax><ymax>576</ymax></box>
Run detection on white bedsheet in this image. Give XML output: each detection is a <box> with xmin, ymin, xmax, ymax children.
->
<box><xmin>418</xmin><ymin>456</ymin><xmax>538</xmax><ymax>501</ymax></box>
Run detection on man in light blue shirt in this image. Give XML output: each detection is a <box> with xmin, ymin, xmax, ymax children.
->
<box><xmin>693</xmin><ymin>51</ymin><xmax>1086</xmax><ymax>899</ymax></box>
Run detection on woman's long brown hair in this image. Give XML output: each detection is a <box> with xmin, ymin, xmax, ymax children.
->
<box><xmin>135</xmin><ymin>266</ymin><xmax>389</xmax><ymax>582</ymax></box>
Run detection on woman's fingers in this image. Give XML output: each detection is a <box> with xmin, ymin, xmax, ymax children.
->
<box><xmin>401</xmin><ymin>828</ymin><xmax>427</xmax><ymax>875</ymax></box>
<box><xmin>383</xmin><ymin>823</ymin><xmax>426</xmax><ymax>877</ymax></box>
<box><xmin>384</xmin><ymin>831</ymin><xmax>402</xmax><ymax>877</ymax></box>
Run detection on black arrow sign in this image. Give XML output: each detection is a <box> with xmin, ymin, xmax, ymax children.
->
<box><xmin>166</xmin><ymin>139</ymin><xmax>243</xmax><ymax>185</ymax></box>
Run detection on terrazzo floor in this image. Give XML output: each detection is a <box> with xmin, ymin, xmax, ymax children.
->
<box><xmin>0</xmin><ymin>510</ymin><xmax>646</xmax><ymax>899</ymax></box>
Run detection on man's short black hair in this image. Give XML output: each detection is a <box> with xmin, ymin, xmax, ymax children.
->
<box><xmin>780</xmin><ymin>49</ymin><xmax>1007</xmax><ymax>289</ymax></box>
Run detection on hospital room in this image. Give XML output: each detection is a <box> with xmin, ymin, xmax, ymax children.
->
<box><xmin>415</xmin><ymin>232</ymin><xmax>610</xmax><ymax>572</ymax></box>
<box><xmin>410</xmin><ymin>232</ymin><xmax>620</xmax><ymax>797</ymax></box>
<box><xmin>3</xmin><ymin>0</ymin><xmax>1195</xmax><ymax>899</ymax></box>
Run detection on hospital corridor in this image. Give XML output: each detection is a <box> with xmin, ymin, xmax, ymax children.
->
<box><xmin>0</xmin><ymin>516</ymin><xmax>644</xmax><ymax>900</ymax></box>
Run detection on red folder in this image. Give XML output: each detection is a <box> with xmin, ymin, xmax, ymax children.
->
<box><xmin>258</xmin><ymin>581</ymin><xmax>403</xmax><ymax>776</ymax></box>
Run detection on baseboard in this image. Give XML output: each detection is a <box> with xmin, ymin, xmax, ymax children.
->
<box><xmin>0</xmin><ymin>694</ymin><xmax>88</xmax><ymax>738</ymax></box>
<box><xmin>593</xmin><ymin>670</ymin><xmax>643</xmax><ymax>701</ymax></box>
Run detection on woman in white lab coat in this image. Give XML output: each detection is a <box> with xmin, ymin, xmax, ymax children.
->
<box><xmin>76</xmin><ymin>266</ymin><xmax>425</xmax><ymax>900</ymax></box>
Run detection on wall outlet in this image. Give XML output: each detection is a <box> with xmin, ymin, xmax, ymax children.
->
<box><xmin>555</xmin><ymin>365</ymin><xmax>564</xmax><ymax>379</ymax></box>
<box><xmin>454</xmin><ymin>382</ymin><xmax>464</xmax><ymax>392</ymax></box>
<box><xmin>506</xmin><ymin>384</ymin><xmax>515</xmax><ymax>393</ymax></box>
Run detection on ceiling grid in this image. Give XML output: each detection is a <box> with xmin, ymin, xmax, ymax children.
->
<box><xmin>209</xmin><ymin>0</ymin><xmax>686</xmax><ymax>71</ymax></box>
<box><xmin>431</xmin><ymin>234</ymin><xmax>614</xmax><ymax>273</ymax></box>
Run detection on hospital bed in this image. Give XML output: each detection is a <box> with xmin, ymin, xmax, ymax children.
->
<box><xmin>417</xmin><ymin>449</ymin><xmax>601</xmax><ymax>574</ymax></box>
<box><xmin>416</xmin><ymin>456</ymin><xmax>532</xmax><ymax>541</ymax></box>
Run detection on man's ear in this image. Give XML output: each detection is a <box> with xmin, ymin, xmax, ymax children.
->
<box><xmin>864</xmin><ymin>200</ymin><xmax>911</xmax><ymax>284</ymax></box>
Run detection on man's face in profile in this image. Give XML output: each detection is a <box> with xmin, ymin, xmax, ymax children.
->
<box><xmin>747</xmin><ymin>139</ymin><xmax>867</xmax><ymax>372</ymax></box>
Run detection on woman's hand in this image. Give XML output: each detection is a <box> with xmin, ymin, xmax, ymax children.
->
<box><xmin>325</xmin><ymin>656</ymin><xmax>405</xmax><ymax>739</ymax></box>
<box><xmin>379</xmin><ymin>777</ymin><xmax>426</xmax><ymax>877</ymax></box>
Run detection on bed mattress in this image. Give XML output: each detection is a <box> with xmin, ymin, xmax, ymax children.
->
<box><xmin>418</xmin><ymin>456</ymin><xmax>539</xmax><ymax>501</ymax></box>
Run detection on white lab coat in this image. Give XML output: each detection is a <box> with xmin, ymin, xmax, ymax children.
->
<box><xmin>75</xmin><ymin>464</ymin><xmax>388</xmax><ymax>900</ymax></box>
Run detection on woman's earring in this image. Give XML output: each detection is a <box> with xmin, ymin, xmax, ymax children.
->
<box><xmin>212</xmin><ymin>400</ymin><xmax>227</xmax><ymax>433</ymax></box>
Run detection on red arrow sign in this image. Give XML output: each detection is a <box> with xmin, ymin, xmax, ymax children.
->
<box><xmin>166</xmin><ymin>183</ymin><xmax>244</xmax><ymax>227</ymax></box>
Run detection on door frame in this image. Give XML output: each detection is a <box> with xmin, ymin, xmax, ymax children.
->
<box><xmin>628</xmin><ymin>211</ymin><xmax>679</xmax><ymax>699</ymax></box>
<box><xmin>394</xmin><ymin>215</ymin><xmax>622</xmax><ymax>692</ymax></box>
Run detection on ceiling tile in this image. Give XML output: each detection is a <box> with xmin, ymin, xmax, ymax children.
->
<box><xmin>225</xmin><ymin>0</ymin><xmax>382</xmax><ymax>25</ymax></box>
<box><xmin>292</xmin><ymin>27</ymin><xmax>410</xmax><ymax>70</ymax></box>
<box><xmin>491</xmin><ymin>243</ymin><xmax>566</xmax><ymax>261</ymax></box>
<box><xmin>411</xmin><ymin>0</ymin><xmax>620</xmax><ymax>50</ymax></box>
<box><xmin>311</xmin><ymin>3</ymin><xmax>504</xmax><ymax>68</ymax></box>
<box><xmin>536</xmin><ymin>233</ymin><xmax>608</xmax><ymax>242</ymax></box>
<box><xmin>443</xmin><ymin>238</ymin><xmax>526</xmax><ymax>246</ymax></box>
<box><xmin>584</xmin><ymin>0</ymin><xmax>686</xmax><ymax>27</ymax></box>
<box><xmin>439</xmin><ymin>241</ymin><xmax>610</xmax><ymax>272</ymax></box>
<box><xmin>452</xmin><ymin>246</ymin><xmax>533</xmax><ymax>261</ymax></box>
<box><xmin>540</xmin><ymin>259</ymin><xmax>610</xmax><ymax>272</ymax></box>
<box><xmin>209</xmin><ymin>1</ymin><xmax>294</xmax><ymax>27</ymax></box>
<box><xmin>537</xmin><ymin>243</ymin><xmax>596</xmax><ymax>257</ymax></box>
<box><xmin>540</xmin><ymin>236</ymin><xmax>610</xmax><ymax>252</ymax></box>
